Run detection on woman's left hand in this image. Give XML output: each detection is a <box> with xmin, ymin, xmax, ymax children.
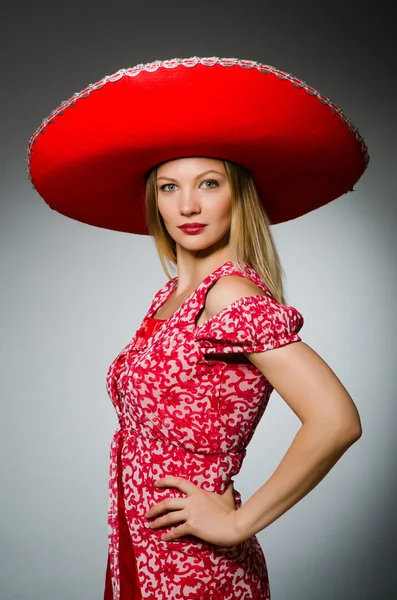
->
<box><xmin>145</xmin><ymin>476</ymin><xmax>242</xmax><ymax>547</ymax></box>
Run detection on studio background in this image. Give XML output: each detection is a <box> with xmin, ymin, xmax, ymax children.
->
<box><xmin>1</xmin><ymin>1</ymin><xmax>396</xmax><ymax>599</ymax></box>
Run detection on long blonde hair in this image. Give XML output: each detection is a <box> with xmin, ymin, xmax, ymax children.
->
<box><xmin>144</xmin><ymin>158</ymin><xmax>288</xmax><ymax>305</ymax></box>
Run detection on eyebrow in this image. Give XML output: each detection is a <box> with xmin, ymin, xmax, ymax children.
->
<box><xmin>156</xmin><ymin>169</ymin><xmax>225</xmax><ymax>182</ymax></box>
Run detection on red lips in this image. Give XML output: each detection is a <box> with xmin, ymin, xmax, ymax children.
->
<box><xmin>178</xmin><ymin>222</ymin><xmax>206</xmax><ymax>229</ymax></box>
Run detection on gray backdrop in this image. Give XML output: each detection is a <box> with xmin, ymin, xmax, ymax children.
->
<box><xmin>1</xmin><ymin>1</ymin><xmax>396</xmax><ymax>599</ymax></box>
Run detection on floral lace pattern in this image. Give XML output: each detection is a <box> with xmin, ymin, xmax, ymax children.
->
<box><xmin>104</xmin><ymin>260</ymin><xmax>304</xmax><ymax>599</ymax></box>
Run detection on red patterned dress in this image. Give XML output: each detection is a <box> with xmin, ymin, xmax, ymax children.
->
<box><xmin>103</xmin><ymin>260</ymin><xmax>304</xmax><ymax>600</ymax></box>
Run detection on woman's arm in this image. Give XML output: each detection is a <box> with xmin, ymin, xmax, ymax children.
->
<box><xmin>233</xmin><ymin>341</ymin><xmax>362</xmax><ymax>542</ymax></box>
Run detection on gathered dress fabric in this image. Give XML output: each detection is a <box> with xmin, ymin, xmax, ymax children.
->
<box><xmin>103</xmin><ymin>260</ymin><xmax>304</xmax><ymax>600</ymax></box>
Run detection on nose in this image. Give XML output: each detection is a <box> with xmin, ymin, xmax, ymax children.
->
<box><xmin>179</xmin><ymin>189</ymin><xmax>202</xmax><ymax>216</ymax></box>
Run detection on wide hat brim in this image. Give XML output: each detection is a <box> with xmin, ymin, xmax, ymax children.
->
<box><xmin>27</xmin><ymin>56</ymin><xmax>369</xmax><ymax>234</ymax></box>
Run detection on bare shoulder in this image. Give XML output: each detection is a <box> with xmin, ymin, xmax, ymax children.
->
<box><xmin>205</xmin><ymin>275</ymin><xmax>266</xmax><ymax>319</ymax></box>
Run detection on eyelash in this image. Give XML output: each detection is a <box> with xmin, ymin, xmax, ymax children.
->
<box><xmin>159</xmin><ymin>179</ymin><xmax>219</xmax><ymax>192</ymax></box>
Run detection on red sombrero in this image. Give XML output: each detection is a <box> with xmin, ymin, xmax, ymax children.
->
<box><xmin>26</xmin><ymin>56</ymin><xmax>369</xmax><ymax>234</ymax></box>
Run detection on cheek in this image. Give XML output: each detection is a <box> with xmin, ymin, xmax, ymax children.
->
<box><xmin>203</xmin><ymin>189</ymin><xmax>229</xmax><ymax>206</ymax></box>
<box><xmin>157</xmin><ymin>200</ymin><xmax>173</xmax><ymax>223</ymax></box>
<box><xmin>211</xmin><ymin>194</ymin><xmax>232</xmax><ymax>220</ymax></box>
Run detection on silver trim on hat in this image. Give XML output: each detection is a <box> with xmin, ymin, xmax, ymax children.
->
<box><xmin>26</xmin><ymin>56</ymin><xmax>370</xmax><ymax>188</ymax></box>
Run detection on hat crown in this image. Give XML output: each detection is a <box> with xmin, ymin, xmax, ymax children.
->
<box><xmin>26</xmin><ymin>56</ymin><xmax>369</xmax><ymax>233</ymax></box>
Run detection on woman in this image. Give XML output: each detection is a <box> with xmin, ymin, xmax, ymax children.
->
<box><xmin>27</xmin><ymin>56</ymin><xmax>368</xmax><ymax>600</ymax></box>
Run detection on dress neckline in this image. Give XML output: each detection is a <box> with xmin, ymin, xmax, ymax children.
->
<box><xmin>130</xmin><ymin>260</ymin><xmax>269</xmax><ymax>353</ymax></box>
<box><xmin>147</xmin><ymin>316</ymin><xmax>166</xmax><ymax>322</ymax></box>
<box><xmin>150</xmin><ymin>260</ymin><xmax>237</xmax><ymax>323</ymax></box>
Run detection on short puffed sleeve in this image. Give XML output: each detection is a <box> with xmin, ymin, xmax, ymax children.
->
<box><xmin>193</xmin><ymin>294</ymin><xmax>304</xmax><ymax>355</ymax></box>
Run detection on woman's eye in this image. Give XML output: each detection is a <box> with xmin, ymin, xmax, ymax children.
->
<box><xmin>201</xmin><ymin>180</ymin><xmax>219</xmax><ymax>189</ymax></box>
<box><xmin>159</xmin><ymin>180</ymin><xmax>219</xmax><ymax>192</ymax></box>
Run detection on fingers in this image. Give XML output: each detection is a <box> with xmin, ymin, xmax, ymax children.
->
<box><xmin>154</xmin><ymin>476</ymin><xmax>197</xmax><ymax>495</ymax></box>
<box><xmin>161</xmin><ymin>523</ymin><xmax>189</xmax><ymax>541</ymax></box>
<box><xmin>148</xmin><ymin>508</ymin><xmax>188</xmax><ymax>530</ymax></box>
<box><xmin>146</xmin><ymin>497</ymin><xmax>185</xmax><ymax>519</ymax></box>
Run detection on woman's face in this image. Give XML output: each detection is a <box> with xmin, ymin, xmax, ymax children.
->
<box><xmin>156</xmin><ymin>157</ymin><xmax>232</xmax><ymax>253</ymax></box>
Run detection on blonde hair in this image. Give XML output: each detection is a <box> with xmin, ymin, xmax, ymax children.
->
<box><xmin>144</xmin><ymin>158</ymin><xmax>288</xmax><ymax>305</ymax></box>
